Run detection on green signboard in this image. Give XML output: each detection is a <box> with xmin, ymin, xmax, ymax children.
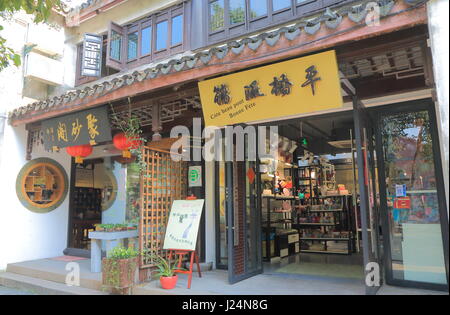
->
<box><xmin>188</xmin><ymin>166</ymin><xmax>202</xmax><ymax>187</ymax></box>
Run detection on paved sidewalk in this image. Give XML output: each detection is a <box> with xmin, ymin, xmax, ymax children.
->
<box><xmin>0</xmin><ymin>285</ymin><xmax>35</xmax><ymax>295</ymax></box>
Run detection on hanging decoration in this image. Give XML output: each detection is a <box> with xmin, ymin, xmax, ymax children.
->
<box><xmin>66</xmin><ymin>144</ymin><xmax>93</xmax><ymax>164</ymax></box>
<box><xmin>113</xmin><ymin>132</ymin><xmax>142</xmax><ymax>158</ymax></box>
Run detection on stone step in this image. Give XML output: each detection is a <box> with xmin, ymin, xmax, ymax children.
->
<box><xmin>6</xmin><ymin>260</ymin><xmax>103</xmax><ymax>291</ymax></box>
<box><xmin>0</xmin><ymin>272</ymin><xmax>108</xmax><ymax>295</ymax></box>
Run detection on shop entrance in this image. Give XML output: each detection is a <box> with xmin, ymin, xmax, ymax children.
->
<box><xmin>66</xmin><ymin>157</ymin><xmax>120</xmax><ymax>253</ymax></box>
<box><xmin>216</xmin><ymin>109</ymin><xmax>373</xmax><ymax>287</ymax></box>
<box><xmin>216</xmin><ymin>99</ymin><xmax>449</xmax><ymax>293</ymax></box>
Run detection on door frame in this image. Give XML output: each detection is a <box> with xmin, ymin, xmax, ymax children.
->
<box><xmin>373</xmin><ymin>98</ymin><xmax>449</xmax><ymax>292</ymax></box>
<box><xmin>214</xmin><ymin>159</ymin><xmax>228</xmax><ymax>270</ymax></box>
<box><xmin>225</xmin><ymin>127</ymin><xmax>264</xmax><ymax>284</ymax></box>
<box><xmin>353</xmin><ymin>96</ymin><xmax>383</xmax><ymax>295</ymax></box>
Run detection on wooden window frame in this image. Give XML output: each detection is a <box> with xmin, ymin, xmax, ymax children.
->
<box><xmin>206</xmin><ymin>0</ymin><xmax>347</xmax><ymax>45</ymax></box>
<box><xmin>75</xmin><ymin>43</ymin><xmax>98</xmax><ymax>86</ymax></box>
<box><xmin>110</xmin><ymin>2</ymin><xmax>190</xmax><ymax>70</ymax></box>
<box><xmin>75</xmin><ymin>2</ymin><xmax>190</xmax><ymax>86</ymax></box>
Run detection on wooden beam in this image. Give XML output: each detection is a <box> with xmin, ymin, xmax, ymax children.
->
<box><xmin>12</xmin><ymin>1</ymin><xmax>428</xmax><ymax>126</ymax></box>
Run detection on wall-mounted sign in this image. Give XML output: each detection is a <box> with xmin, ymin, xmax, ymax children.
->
<box><xmin>163</xmin><ymin>200</ymin><xmax>205</xmax><ymax>251</ymax></box>
<box><xmin>395</xmin><ymin>184</ymin><xmax>407</xmax><ymax>197</ymax></box>
<box><xmin>394</xmin><ymin>197</ymin><xmax>411</xmax><ymax>210</ymax></box>
<box><xmin>199</xmin><ymin>50</ymin><xmax>343</xmax><ymax>127</ymax></box>
<box><xmin>82</xmin><ymin>33</ymin><xmax>103</xmax><ymax>77</ymax></box>
<box><xmin>41</xmin><ymin>106</ymin><xmax>112</xmax><ymax>151</ymax></box>
<box><xmin>188</xmin><ymin>166</ymin><xmax>202</xmax><ymax>187</ymax></box>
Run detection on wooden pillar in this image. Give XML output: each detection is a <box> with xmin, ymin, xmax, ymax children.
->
<box><xmin>152</xmin><ymin>103</ymin><xmax>162</xmax><ymax>142</ymax></box>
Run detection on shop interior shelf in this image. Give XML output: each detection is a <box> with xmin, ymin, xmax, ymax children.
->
<box><xmin>300</xmin><ymin>249</ymin><xmax>350</xmax><ymax>255</ymax></box>
<box><xmin>296</xmin><ymin>223</ymin><xmax>337</xmax><ymax>226</ymax></box>
<box><xmin>300</xmin><ymin>238</ymin><xmax>350</xmax><ymax>241</ymax></box>
<box><xmin>308</xmin><ymin>209</ymin><xmax>344</xmax><ymax>213</ymax></box>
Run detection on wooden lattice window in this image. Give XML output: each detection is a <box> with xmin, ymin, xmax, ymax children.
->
<box><xmin>16</xmin><ymin>158</ymin><xmax>68</xmax><ymax>213</ymax></box>
<box><xmin>207</xmin><ymin>0</ymin><xmax>345</xmax><ymax>45</ymax></box>
<box><xmin>139</xmin><ymin>147</ymin><xmax>188</xmax><ymax>269</ymax></box>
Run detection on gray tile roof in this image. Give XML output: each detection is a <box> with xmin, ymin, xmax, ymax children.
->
<box><xmin>9</xmin><ymin>0</ymin><xmax>425</xmax><ymax>122</ymax></box>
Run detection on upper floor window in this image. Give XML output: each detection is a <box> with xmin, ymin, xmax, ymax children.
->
<box><xmin>75</xmin><ymin>36</ymin><xmax>120</xmax><ymax>87</ymax></box>
<box><xmin>106</xmin><ymin>2</ymin><xmax>189</xmax><ymax>71</ymax></box>
<box><xmin>208</xmin><ymin>0</ymin><xmax>333</xmax><ymax>44</ymax></box>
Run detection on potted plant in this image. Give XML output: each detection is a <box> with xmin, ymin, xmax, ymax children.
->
<box><xmin>152</xmin><ymin>255</ymin><xmax>180</xmax><ymax>290</ymax></box>
<box><xmin>102</xmin><ymin>246</ymin><xmax>139</xmax><ymax>295</ymax></box>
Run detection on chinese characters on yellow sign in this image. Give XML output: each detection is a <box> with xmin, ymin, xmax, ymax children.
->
<box><xmin>41</xmin><ymin>106</ymin><xmax>112</xmax><ymax>151</ymax></box>
<box><xmin>198</xmin><ymin>50</ymin><xmax>343</xmax><ymax>127</ymax></box>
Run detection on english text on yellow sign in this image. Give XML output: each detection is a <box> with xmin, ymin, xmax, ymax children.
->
<box><xmin>199</xmin><ymin>50</ymin><xmax>343</xmax><ymax>127</ymax></box>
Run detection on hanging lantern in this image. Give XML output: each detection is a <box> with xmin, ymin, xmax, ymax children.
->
<box><xmin>66</xmin><ymin>144</ymin><xmax>93</xmax><ymax>164</ymax></box>
<box><xmin>113</xmin><ymin>133</ymin><xmax>142</xmax><ymax>158</ymax></box>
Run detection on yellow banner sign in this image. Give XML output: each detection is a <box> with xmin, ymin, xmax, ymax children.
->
<box><xmin>199</xmin><ymin>50</ymin><xmax>343</xmax><ymax>127</ymax></box>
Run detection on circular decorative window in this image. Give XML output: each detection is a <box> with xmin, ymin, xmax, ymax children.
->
<box><xmin>16</xmin><ymin>158</ymin><xmax>68</xmax><ymax>213</ymax></box>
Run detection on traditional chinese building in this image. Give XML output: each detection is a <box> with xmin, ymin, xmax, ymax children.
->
<box><xmin>0</xmin><ymin>0</ymin><xmax>448</xmax><ymax>294</ymax></box>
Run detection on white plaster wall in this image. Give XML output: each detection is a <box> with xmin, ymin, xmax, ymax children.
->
<box><xmin>102</xmin><ymin>162</ymin><xmax>127</xmax><ymax>225</ymax></box>
<box><xmin>0</xmin><ymin>12</ymin><xmax>71</xmax><ymax>109</ymax></box>
<box><xmin>0</xmin><ymin>17</ymin><xmax>27</xmax><ymax>112</ymax></box>
<box><xmin>427</xmin><ymin>0</ymin><xmax>449</xmax><ymax>216</ymax></box>
<box><xmin>0</xmin><ymin>124</ymin><xmax>71</xmax><ymax>270</ymax></box>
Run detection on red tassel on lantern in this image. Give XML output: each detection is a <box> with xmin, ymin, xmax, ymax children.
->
<box><xmin>113</xmin><ymin>133</ymin><xmax>142</xmax><ymax>158</ymax></box>
<box><xmin>66</xmin><ymin>144</ymin><xmax>93</xmax><ymax>164</ymax></box>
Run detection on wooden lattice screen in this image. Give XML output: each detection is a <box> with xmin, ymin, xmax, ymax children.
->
<box><xmin>139</xmin><ymin>147</ymin><xmax>187</xmax><ymax>269</ymax></box>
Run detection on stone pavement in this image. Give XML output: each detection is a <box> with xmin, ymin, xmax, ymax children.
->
<box><xmin>0</xmin><ymin>285</ymin><xmax>35</xmax><ymax>295</ymax></box>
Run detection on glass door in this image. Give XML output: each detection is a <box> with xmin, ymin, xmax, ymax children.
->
<box><xmin>225</xmin><ymin>130</ymin><xmax>263</xmax><ymax>284</ymax></box>
<box><xmin>375</xmin><ymin>102</ymin><xmax>449</xmax><ymax>291</ymax></box>
<box><xmin>215</xmin><ymin>158</ymin><xmax>228</xmax><ymax>269</ymax></box>
<box><xmin>353</xmin><ymin>97</ymin><xmax>383</xmax><ymax>295</ymax></box>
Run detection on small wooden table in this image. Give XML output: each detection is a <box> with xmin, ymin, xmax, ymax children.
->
<box><xmin>88</xmin><ymin>230</ymin><xmax>139</xmax><ymax>273</ymax></box>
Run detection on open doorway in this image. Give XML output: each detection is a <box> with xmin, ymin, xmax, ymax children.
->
<box><xmin>260</xmin><ymin>111</ymin><xmax>368</xmax><ymax>282</ymax></box>
<box><xmin>215</xmin><ymin>110</ymin><xmax>374</xmax><ymax>282</ymax></box>
<box><xmin>67</xmin><ymin>158</ymin><xmax>118</xmax><ymax>251</ymax></box>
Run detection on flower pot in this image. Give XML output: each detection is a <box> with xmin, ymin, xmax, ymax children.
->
<box><xmin>160</xmin><ymin>275</ymin><xmax>178</xmax><ymax>290</ymax></box>
<box><xmin>102</xmin><ymin>257</ymin><xmax>138</xmax><ymax>293</ymax></box>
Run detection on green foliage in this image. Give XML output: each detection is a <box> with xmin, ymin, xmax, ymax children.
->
<box><xmin>110</xmin><ymin>103</ymin><xmax>147</xmax><ymax>174</ymax></box>
<box><xmin>95</xmin><ymin>223</ymin><xmax>137</xmax><ymax>232</ymax></box>
<box><xmin>0</xmin><ymin>0</ymin><xmax>64</xmax><ymax>71</ymax></box>
<box><xmin>0</xmin><ymin>0</ymin><xmax>65</xmax><ymax>23</ymax></box>
<box><xmin>151</xmin><ymin>254</ymin><xmax>181</xmax><ymax>278</ymax></box>
<box><xmin>102</xmin><ymin>245</ymin><xmax>139</xmax><ymax>292</ymax></box>
<box><xmin>108</xmin><ymin>246</ymin><xmax>139</xmax><ymax>260</ymax></box>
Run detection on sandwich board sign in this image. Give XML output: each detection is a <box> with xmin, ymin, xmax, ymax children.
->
<box><xmin>163</xmin><ymin>199</ymin><xmax>205</xmax><ymax>251</ymax></box>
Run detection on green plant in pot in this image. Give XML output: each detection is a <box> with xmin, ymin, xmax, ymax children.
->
<box><xmin>102</xmin><ymin>246</ymin><xmax>139</xmax><ymax>295</ymax></box>
<box><xmin>152</xmin><ymin>255</ymin><xmax>180</xmax><ymax>290</ymax></box>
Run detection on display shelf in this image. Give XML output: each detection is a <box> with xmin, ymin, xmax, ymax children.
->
<box><xmin>312</xmin><ymin>194</ymin><xmax>351</xmax><ymax>198</ymax></box>
<box><xmin>309</xmin><ymin>209</ymin><xmax>344</xmax><ymax>213</ymax></box>
<box><xmin>300</xmin><ymin>249</ymin><xmax>349</xmax><ymax>255</ymax></box>
<box><xmin>300</xmin><ymin>237</ymin><xmax>350</xmax><ymax>241</ymax></box>
<box><xmin>295</xmin><ymin>194</ymin><xmax>354</xmax><ymax>255</ymax></box>
<box><xmin>296</xmin><ymin>222</ymin><xmax>337</xmax><ymax>226</ymax></box>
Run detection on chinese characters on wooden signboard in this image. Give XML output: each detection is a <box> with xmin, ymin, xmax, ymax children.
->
<box><xmin>82</xmin><ymin>34</ymin><xmax>103</xmax><ymax>77</ymax></box>
<box><xmin>198</xmin><ymin>50</ymin><xmax>343</xmax><ymax>127</ymax></box>
<box><xmin>41</xmin><ymin>106</ymin><xmax>112</xmax><ymax>151</ymax></box>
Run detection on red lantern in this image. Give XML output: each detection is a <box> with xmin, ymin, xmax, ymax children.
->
<box><xmin>113</xmin><ymin>133</ymin><xmax>142</xmax><ymax>158</ymax></box>
<box><xmin>66</xmin><ymin>144</ymin><xmax>93</xmax><ymax>164</ymax></box>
